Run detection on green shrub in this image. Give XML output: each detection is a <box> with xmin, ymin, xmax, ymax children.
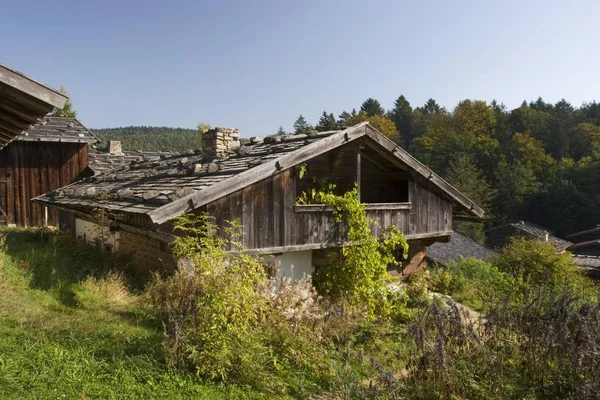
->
<box><xmin>147</xmin><ymin>214</ymin><xmax>329</xmax><ymax>396</ymax></box>
<box><xmin>494</xmin><ymin>237</ymin><xmax>597</xmax><ymax>299</ymax></box>
<box><xmin>430</xmin><ymin>257</ymin><xmax>523</xmax><ymax>309</ymax></box>
<box><xmin>312</xmin><ymin>187</ymin><xmax>409</xmax><ymax>316</ymax></box>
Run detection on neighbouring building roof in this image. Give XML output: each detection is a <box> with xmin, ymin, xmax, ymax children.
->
<box><xmin>426</xmin><ymin>232</ymin><xmax>495</xmax><ymax>266</ymax></box>
<box><xmin>16</xmin><ymin>116</ymin><xmax>98</xmax><ymax>144</ymax></box>
<box><xmin>571</xmin><ymin>254</ymin><xmax>600</xmax><ymax>279</ymax></box>
<box><xmin>486</xmin><ymin>222</ymin><xmax>573</xmax><ymax>252</ymax></box>
<box><xmin>0</xmin><ymin>63</ymin><xmax>68</xmax><ymax>149</ymax></box>
<box><xmin>566</xmin><ymin>226</ymin><xmax>600</xmax><ymax>244</ymax></box>
<box><xmin>567</xmin><ymin>239</ymin><xmax>600</xmax><ymax>256</ymax></box>
<box><xmin>88</xmin><ymin>148</ymin><xmax>174</xmax><ymax>174</ymax></box>
<box><xmin>34</xmin><ymin>123</ymin><xmax>485</xmax><ymax>224</ymax></box>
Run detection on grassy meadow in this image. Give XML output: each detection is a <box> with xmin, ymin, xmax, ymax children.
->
<box><xmin>0</xmin><ymin>228</ymin><xmax>266</xmax><ymax>399</ymax></box>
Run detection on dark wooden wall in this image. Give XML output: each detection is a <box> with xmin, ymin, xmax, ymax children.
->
<box><xmin>205</xmin><ymin>168</ymin><xmax>453</xmax><ymax>252</ymax></box>
<box><xmin>0</xmin><ymin>142</ymin><xmax>88</xmax><ymax>227</ymax></box>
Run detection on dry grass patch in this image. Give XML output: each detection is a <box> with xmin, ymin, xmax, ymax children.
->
<box><xmin>81</xmin><ymin>272</ymin><xmax>134</xmax><ymax>305</ymax></box>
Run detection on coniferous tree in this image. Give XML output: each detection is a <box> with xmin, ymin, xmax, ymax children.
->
<box><xmin>360</xmin><ymin>98</ymin><xmax>385</xmax><ymax>117</ymax></box>
<box><xmin>51</xmin><ymin>86</ymin><xmax>77</xmax><ymax>117</ymax></box>
<box><xmin>275</xmin><ymin>126</ymin><xmax>287</xmax><ymax>136</ymax></box>
<box><xmin>293</xmin><ymin>115</ymin><xmax>312</xmax><ymax>135</ymax></box>
<box><xmin>316</xmin><ymin>111</ymin><xmax>337</xmax><ymax>131</ymax></box>
<box><xmin>389</xmin><ymin>95</ymin><xmax>414</xmax><ymax>148</ymax></box>
<box><xmin>420</xmin><ymin>98</ymin><xmax>443</xmax><ymax>115</ymax></box>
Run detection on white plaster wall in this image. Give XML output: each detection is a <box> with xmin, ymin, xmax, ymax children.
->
<box><xmin>75</xmin><ymin>218</ymin><xmax>120</xmax><ymax>251</ymax></box>
<box><xmin>274</xmin><ymin>250</ymin><xmax>314</xmax><ymax>282</ymax></box>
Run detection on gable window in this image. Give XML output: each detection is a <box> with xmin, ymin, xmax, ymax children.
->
<box><xmin>295</xmin><ymin>141</ymin><xmax>410</xmax><ymax>207</ymax></box>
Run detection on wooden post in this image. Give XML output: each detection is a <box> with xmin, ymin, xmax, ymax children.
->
<box><xmin>356</xmin><ymin>147</ymin><xmax>361</xmax><ymax>202</ymax></box>
<box><xmin>44</xmin><ymin>206</ymin><xmax>48</xmax><ymax>227</ymax></box>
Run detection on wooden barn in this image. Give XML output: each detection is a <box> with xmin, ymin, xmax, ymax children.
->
<box><xmin>0</xmin><ymin>116</ymin><xmax>97</xmax><ymax>226</ymax></box>
<box><xmin>35</xmin><ymin>122</ymin><xmax>484</xmax><ymax>278</ymax></box>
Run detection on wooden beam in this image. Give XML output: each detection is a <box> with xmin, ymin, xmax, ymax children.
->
<box><xmin>229</xmin><ymin>230</ymin><xmax>452</xmax><ymax>255</ymax></box>
<box><xmin>0</xmin><ymin>64</ymin><xmax>67</xmax><ymax>109</ymax></box>
<box><xmin>356</xmin><ymin>147</ymin><xmax>361</xmax><ymax>202</ymax></box>
<box><xmin>361</xmin><ymin>150</ymin><xmax>391</xmax><ymax>172</ymax></box>
<box><xmin>294</xmin><ymin>203</ymin><xmax>412</xmax><ymax>212</ymax></box>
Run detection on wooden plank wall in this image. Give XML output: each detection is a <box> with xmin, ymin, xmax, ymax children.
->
<box><xmin>0</xmin><ymin>142</ymin><xmax>88</xmax><ymax>227</ymax></box>
<box><xmin>205</xmin><ymin>168</ymin><xmax>453</xmax><ymax>252</ymax></box>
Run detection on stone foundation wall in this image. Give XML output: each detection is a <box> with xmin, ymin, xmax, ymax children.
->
<box><xmin>201</xmin><ymin>127</ymin><xmax>240</xmax><ymax>159</ymax></box>
<box><xmin>118</xmin><ymin>230</ymin><xmax>174</xmax><ymax>269</ymax></box>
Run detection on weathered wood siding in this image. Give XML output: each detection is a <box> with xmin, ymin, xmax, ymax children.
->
<box><xmin>205</xmin><ymin>168</ymin><xmax>453</xmax><ymax>252</ymax></box>
<box><xmin>0</xmin><ymin>142</ymin><xmax>88</xmax><ymax>227</ymax></box>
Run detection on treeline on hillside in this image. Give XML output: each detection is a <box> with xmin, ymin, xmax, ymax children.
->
<box><xmin>287</xmin><ymin>97</ymin><xmax>600</xmax><ymax>239</ymax></box>
<box><xmin>92</xmin><ymin>126</ymin><xmax>200</xmax><ymax>152</ymax></box>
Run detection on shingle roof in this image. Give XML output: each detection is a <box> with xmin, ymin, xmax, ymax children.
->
<box><xmin>486</xmin><ymin>222</ymin><xmax>573</xmax><ymax>252</ymax></box>
<box><xmin>17</xmin><ymin>116</ymin><xmax>98</xmax><ymax>144</ymax></box>
<box><xmin>571</xmin><ymin>255</ymin><xmax>600</xmax><ymax>279</ymax></box>
<box><xmin>88</xmin><ymin>148</ymin><xmax>174</xmax><ymax>174</ymax></box>
<box><xmin>426</xmin><ymin>232</ymin><xmax>495</xmax><ymax>266</ymax></box>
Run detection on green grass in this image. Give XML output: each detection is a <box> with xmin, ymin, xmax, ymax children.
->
<box><xmin>0</xmin><ymin>228</ymin><xmax>269</xmax><ymax>399</ymax></box>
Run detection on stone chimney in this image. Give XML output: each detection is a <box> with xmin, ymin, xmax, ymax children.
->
<box><xmin>543</xmin><ymin>231</ymin><xmax>549</xmax><ymax>242</ymax></box>
<box><xmin>108</xmin><ymin>140</ymin><xmax>122</xmax><ymax>155</ymax></box>
<box><xmin>201</xmin><ymin>127</ymin><xmax>240</xmax><ymax>159</ymax></box>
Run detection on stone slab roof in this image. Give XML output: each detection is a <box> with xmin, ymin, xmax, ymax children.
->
<box><xmin>36</xmin><ymin>130</ymin><xmax>340</xmax><ymax>215</ymax></box>
<box><xmin>486</xmin><ymin>222</ymin><xmax>572</xmax><ymax>252</ymax></box>
<box><xmin>17</xmin><ymin>116</ymin><xmax>98</xmax><ymax>144</ymax></box>
<box><xmin>88</xmin><ymin>148</ymin><xmax>174</xmax><ymax>174</ymax></box>
<box><xmin>426</xmin><ymin>232</ymin><xmax>495</xmax><ymax>266</ymax></box>
<box><xmin>566</xmin><ymin>226</ymin><xmax>600</xmax><ymax>244</ymax></box>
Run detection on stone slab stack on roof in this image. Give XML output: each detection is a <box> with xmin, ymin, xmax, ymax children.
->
<box><xmin>88</xmin><ymin>148</ymin><xmax>175</xmax><ymax>175</ymax></box>
<box><xmin>17</xmin><ymin>116</ymin><xmax>98</xmax><ymax>144</ymax></box>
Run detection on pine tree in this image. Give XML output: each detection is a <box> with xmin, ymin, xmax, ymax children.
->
<box><xmin>275</xmin><ymin>126</ymin><xmax>287</xmax><ymax>136</ymax></box>
<box><xmin>421</xmin><ymin>98</ymin><xmax>442</xmax><ymax>115</ymax></box>
<box><xmin>316</xmin><ymin>111</ymin><xmax>337</xmax><ymax>131</ymax></box>
<box><xmin>389</xmin><ymin>95</ymin><xmax>414</xmax><ymax>148</ymax></box>
<box><xmin>360</xmin><ymin>98</ymin><xmax>385</xmax><ymax>117</ymax></box>
<box><xmin>293</xmin><ymin>115</ymin><xmax>312</xmax><ymax>135</ymax></box>
<box><xmin>51</xmin><ymin>86</ymin><xmax>77</xmax><ymax>117</ymax></box>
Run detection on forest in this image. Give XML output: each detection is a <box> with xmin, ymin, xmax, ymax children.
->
<box><xmin>92</xmin><ymin>96</ymin><xmax>600</xmax><ymax>240</ymax></box>
<box><xmin>92</xmin><ymin>126</ymin><xmax>199</xmax><ymax>152</ymax></box>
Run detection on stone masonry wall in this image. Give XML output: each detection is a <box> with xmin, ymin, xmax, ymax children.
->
<box><xmin>201</xmin><ymin>127</ymin><xmax>240</xmax><ymax>159</ymax></box>
<box><xmin>118</xmin><ymin>230</ymin><xmax>174</xmax><ymax>270</ymax></box>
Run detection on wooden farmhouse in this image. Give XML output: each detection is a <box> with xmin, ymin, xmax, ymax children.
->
<box><xmin>0</xmin><ymin>116</ymin><xmax>97</xmax><ymax>226</ymax></box>
<box><xmin>35</xmin><ymin>122</ymin><xmax>484</xmax><ymax>278</ymax></box>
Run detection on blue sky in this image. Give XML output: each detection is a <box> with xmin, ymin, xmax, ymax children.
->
<box><xmin>2</xmin><ymin>0</ymin><xmax>599</xmax><ymax>136</ymax></box>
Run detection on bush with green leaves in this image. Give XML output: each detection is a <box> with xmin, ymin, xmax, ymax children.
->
<box><xmin>494</xmin><ymin>237</ymin><xmax>596</xmax><ymax>299</ymax></box>
<box><xmin>147</xmin><ymin>214</ymin><xmax>329</xmax><ymax>396</ymax></box>
<box><xmin>311</xmin><ymin>187</ymin><xmax>409</xmax><ymax>316</ymax></box>
<box><xmin>430</xmin><ymin>257</ymin><xmax>524</xmax><ymax>310</ymax></box>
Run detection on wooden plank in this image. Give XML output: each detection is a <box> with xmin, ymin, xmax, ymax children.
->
<box><xmin>294</xmin><ymin>203</ymin><xmax>411</xmax><ymax>212</ymax></box>
<box><xmin>230</xmin><ymin>229</ymin><xmax>452</xmax><ymax>254</ymax></box>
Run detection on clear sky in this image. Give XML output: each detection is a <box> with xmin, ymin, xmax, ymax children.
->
<box><xmin>2</xmin><ymin>0</ymin><xmax>599</xmax><ymax>136</ymax></box>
